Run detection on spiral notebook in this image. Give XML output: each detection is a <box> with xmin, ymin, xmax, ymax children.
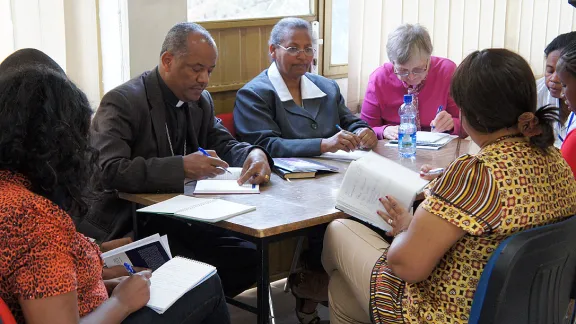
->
<box><xmin>147</xmin><ymin>256</ymin><xmax>217</xmax><ymax>314</ymax></box>
<box><xmin>137</xmin><ymin>195</ymin><xmax>256</xmax><ymax>223</ymax></box>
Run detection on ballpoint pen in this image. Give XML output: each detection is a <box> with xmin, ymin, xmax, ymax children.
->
<box><xmin>124</xmin><ymin>262</ymin><xmax>136</xmax><ymax>276</ymax></box>
<box><xmin>420</xmin><ymin>167</ymin><xmax>445</xmax><ymax>176</ymax></box>
<box><xmin>198</xmin><ymin>147</ymin><xmax>232</xmax><ymax>174</ymax></box>
<box><xmin>431</xmin><ymin>105</ymin><xmax>444</xmax><ymax>131</ymax></box>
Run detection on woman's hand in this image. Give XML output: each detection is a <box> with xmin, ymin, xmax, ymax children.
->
<box><xmin>419</xmin><ymin>164</ymin><xmax>444</xmax><ymax>181</ymax></box>
<box><xmin>377</xmin><ymin>196</ymin><xmax>412</xmax><ymax>236</ymax></box>
<box><xmin>111</xmin><ymin>270</ymin><xmax>152</xmax><ymax>315</ymax></box>
<box><xmin>383</xmin><ymin>126</ymin><xmax>399</xmax><ymax>140</ymax></box>
<box><xmin>430</xmin><ymin>111</ymin><xmax>454</xmax><ymax>133</ymax></box>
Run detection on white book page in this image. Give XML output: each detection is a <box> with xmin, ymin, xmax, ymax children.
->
<box><xmin>101</xmin><ymin>233</ymin><xmax>161</xmax><ymax>259</ymax></box>
<box><xmin>160</xmin><ymin>235</ymin><xmax>172</xmax><ymax>259</ymax></box>
<box><xmin>147</xmin><ymin>257</ymin><xmax>216</xmax><ymax>314</ymax></box>
<box><xmin>318</xmin><ymin>150</ymin><xmax>370</xmax><ymax>161</ymax></box>
<box><xmin>336</xmin><ymin>152</ymin><xmax>429</xmax><ymax>231</ymax></box>
<box><xmin>137</xmin><ymin>195</ymin><xmax>214</xmax><ymax>214</ymax></box>
<box><xmin>194</xmin><ymin>180</ymin><xmax>259</xmax><ymax>194</ymax></box>
<box><xmin>211</xmin><ymin>167</ymin><xmax>243</xmax><ymax>180</ymax></box>
<box><xmin>416</xmin><ymin>131</ymin><xmax>450</xmax><ymax>143</ymax></box>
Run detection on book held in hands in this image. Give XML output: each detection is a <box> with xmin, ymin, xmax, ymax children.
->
<box><xmin>335</xmin><ymin>151</ymin><xmax>429</xmax><ymax>231</ymax></box>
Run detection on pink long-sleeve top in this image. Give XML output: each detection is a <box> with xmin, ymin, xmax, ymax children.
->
<box><xmin>361</xmin><ymin>56</ymin><xmax>461</xmax><ymax>139</ymax></box>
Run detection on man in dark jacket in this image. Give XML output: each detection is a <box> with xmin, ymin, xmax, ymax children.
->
<box><xmin>80</xmin><ymin>22</ymin><xmax>272</xmax><ymax>296</ymax></box>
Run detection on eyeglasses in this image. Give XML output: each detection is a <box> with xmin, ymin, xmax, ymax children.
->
<box><xmin>393</xmin><ymin>60</ymin><xmax>429</xmax><ymax>77</ymax></box>
<box><xmin>276</xmin><ymin>44</ymin><xmax>316</xmax><ymax>57</ymax></box>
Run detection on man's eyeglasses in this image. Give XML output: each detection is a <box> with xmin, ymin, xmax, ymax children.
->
<box><xmin>276</xmin><ymin>44</ymin><xmax>316</xmax><ymax>57</ymax></box>
<box><xmin>393</xmin><ymin>60</ymin><xmax>429</xmax><ymax>77</ymax></box>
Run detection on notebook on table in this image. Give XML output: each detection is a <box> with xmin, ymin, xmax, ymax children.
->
<box><xmin>147</xmin><ymin>256</ymin><xmax>217</xmax><ymax>314</ymax></box>
<box><xmin>137</xmin><ymin>195</ymin><xmax>256</xmax><ymax>223</ymax></box>
<box><xmin>336</xmin><ymin>151</ymin><xmax>429</xmax><ymax>231</ymax></box>
<box><xmin>193</xmin><ymin>167</ymin><xmax>260</xmax><ymax>194</ymax></box>
<box><xmin>273</xmin><ymin>158</ymin><xmax>339</xmax><ymax>179</ymax></box>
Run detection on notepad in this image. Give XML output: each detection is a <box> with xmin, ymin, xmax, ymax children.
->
<box><xmin>193</xmin><ymin>167</ymin><xmax>260</xmax><ymax>194</ymax></box>
<box><xmin>147</xmin><ymin>256</ymin><xmax>217</xmax><ymax>314</ymax></box>
<box><xmin>414</xmin><ymin>131</ymin><xmax>450</xmax><ymax>144</ymax></box>
<box><xmin>137</xmin><ymin>195</ymin><xmax>256</xmax><ymax>223</ymax></box>
<box><xmin>336</xmin><ymin>151</ymin><xmax>429</xmax><ymax>231</ymax></box>
<box><xmin>317</xmin><ymin>150</ymin><xmax>370</xmax><ymax>161</ymax></box>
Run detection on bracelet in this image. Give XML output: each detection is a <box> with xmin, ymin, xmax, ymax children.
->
<box><xmin>394</xmin><ymin>228</ymin><xmax>408</xmax><ymax>237</ymax></box>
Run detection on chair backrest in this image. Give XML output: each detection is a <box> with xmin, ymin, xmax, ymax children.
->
<box><xmin>0</xmin><ymin>297</ymin><xmax>16</xmax><ymax>324</ymax></box>
<box><xmin>469</xmin><ymin>215</ymin><xmax>576</xmax><ymax>324</ymax></box>
<box><xmin>216</xmin><ymin>112</ymin><xmax>236</xmax><ymax>138</ymax></box>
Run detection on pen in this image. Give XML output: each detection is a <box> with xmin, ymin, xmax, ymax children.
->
<box><xmin>336</xmin><ymin>124</ymin><xmax>363</xmax><ymax>149</ymax></box>
<box><xmin>198</xmin><ymin>147</ymin><xmax>232</xmax><ymax>174</ymax></box>
<box><xmin>431</xmin><ymin>105</ymin><xmax>444</xmax><ymax>131</ymax></box>
<box><xmin>124</xmin><ymin>262</ymin><xmax>136</xmax><ymax>276</ymax></box>
<box><xmin>421</xmin><ymin>168</ymin><xmax>445</xmax><ymax>176</ymax></box>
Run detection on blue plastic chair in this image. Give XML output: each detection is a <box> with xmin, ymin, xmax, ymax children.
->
<box><xmin>469</xmin><ymin>215</ymin><xmax>576</xmax><ymax>324</ymax></box>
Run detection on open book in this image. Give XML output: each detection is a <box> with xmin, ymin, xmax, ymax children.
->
<box><xmin>137</xmin><ymin>195</ymin><xmax>256</xmax><ymax>223</ymax></box>
<box><xmin>147</xmin><ymin>256</ymin><xmax>217</xmax><ymax>314</ymax></box>
<box><xmin>386</xmin><ymin>132</ymin><xmax>455</xmax><ymax>150</ymax></box>
<box><xmin>336</xmin><ymin>151</ymin><xmax>429</xmax><ymax>231</ymax></box>
<box><xmin>101</xmin><ymin>234</ymin><xmax>172</xmax><ymax>271</ymax></box>
<box><xmin>193</xmin><ymin>167</ymin><xmax>259</xmax><ymax>194</ymax></box>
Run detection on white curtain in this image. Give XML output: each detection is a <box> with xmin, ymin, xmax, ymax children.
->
<box><xmin>0</xmin><ymin>0</ymin><xmax>101</xmax><ymax>108</ymax></box>
<box><xmin>348</xmin><ymin>0</ymin><xmax>576</xmax><ymax>111</ymax></box>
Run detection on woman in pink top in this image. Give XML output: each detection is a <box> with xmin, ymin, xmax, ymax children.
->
<box><xmin>361</xmin><ymin>24</ymin><xmax>461</xmax><ymax>139</ymax></box>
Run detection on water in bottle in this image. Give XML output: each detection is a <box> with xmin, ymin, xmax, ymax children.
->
<box><xmin>398</xmin><ymin>94</ymin><xmax>417</xmax><ymax>158</ymax></box>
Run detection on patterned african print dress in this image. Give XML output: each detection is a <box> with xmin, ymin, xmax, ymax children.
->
<box><xmin>370</xmin><ymin>138</ymin><xmax>576</xmax><ymax>323</ymax></box>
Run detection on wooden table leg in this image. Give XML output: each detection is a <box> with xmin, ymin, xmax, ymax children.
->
<box><xmin>257</xmin><ymin>238</ymin><xmax>270</xmax><ymax>324</ymax></box>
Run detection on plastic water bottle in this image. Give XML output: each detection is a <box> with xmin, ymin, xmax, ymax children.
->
<box><xmin>398</xmin><ymin>94</ymin><xmax>417</xmax><ymax>158</ymax></box>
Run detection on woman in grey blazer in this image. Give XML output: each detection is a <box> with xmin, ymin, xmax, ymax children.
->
<box><xmin>233</xmin><ymin>18</ymin><xmax>377</xmax><ymax>158</ymax></box>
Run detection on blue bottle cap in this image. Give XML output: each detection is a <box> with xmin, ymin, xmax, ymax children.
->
<box><xmin>403</xmin><ymin>94</ymin><xmax>413</xmax><ymax>103</ymax></box>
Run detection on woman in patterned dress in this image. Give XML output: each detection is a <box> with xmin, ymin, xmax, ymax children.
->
<box><xmin>322</xmin><ymin>49</ymin><xmax>576</xmax><ymax>324</ymax></box>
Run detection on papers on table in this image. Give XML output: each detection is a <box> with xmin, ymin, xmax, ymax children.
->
<box><xmin>317</xmin><ymin>150</ymin><xmax>370</xmax><ymax>161</ymax></box>
<box><xmin>193</xmin><ymin>167</ymin><xmax>260</xmax><ymax>194</ymax></box>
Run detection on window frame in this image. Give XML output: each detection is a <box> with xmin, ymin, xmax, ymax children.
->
<box><xmin>322</xmin><ymin>0</ymin><xmax>348</xmax><ymax>79</ymax></box>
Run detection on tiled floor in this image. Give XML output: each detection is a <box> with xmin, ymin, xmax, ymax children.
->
<box><xmin>229</xmin><ymin>278</ymin><xmax>329</xmax><ymax>324</ymax></box>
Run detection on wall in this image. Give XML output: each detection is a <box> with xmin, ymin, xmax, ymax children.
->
<box><xmin>126</xmin><ymin>0</ymin><xmax>188</xmax><ymax>77</ymax></box>
<box><xmin>348</xmin><ymin>0</ymin><xmax>576</xmax><ymax>110</ymax></box>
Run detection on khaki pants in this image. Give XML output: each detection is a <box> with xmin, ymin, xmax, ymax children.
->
<box><xmin>321</xmin><ymin>219</ymin><xmax>390</xmax><ymax>324</ymax></box>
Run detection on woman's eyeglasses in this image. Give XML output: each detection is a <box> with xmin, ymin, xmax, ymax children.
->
<box><xmin>393</xmin><ymin>60</ymin><xmax>429</xmax><ymax>77</ymax></box>
<box><xmin>276</xmin><ymin>44</ymin><xmax>316</xmax><ymax>57</ymax></box>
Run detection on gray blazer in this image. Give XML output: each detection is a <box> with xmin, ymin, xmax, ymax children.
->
<box><xmin>78</xmin><ymin>68</ymin><xmax>270</xmax><ymax>241</ymax></box>
<box><xmin>233</xmin><ymin>70</ymin><xmax>370</xmax><ymax>157</ymax></box>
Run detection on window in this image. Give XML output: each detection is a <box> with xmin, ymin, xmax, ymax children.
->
<box><xmin>187</xmin><ymin>0</ymin><xmax>314</xmax><ymax>22</ymax></box>
<box><xmin>99</xmin><ymin>0</ymin><xmax>130</xmax><ymax>93</ymax></box>
<box><xmin>323</xmin><ymin>0</ymin><xmax>348</xmax><ymax>77</ymax></box>
<box><xmin>0</xmin><ymin>0</ymin><xmax>14</xmax><ymax>62</ymax></box>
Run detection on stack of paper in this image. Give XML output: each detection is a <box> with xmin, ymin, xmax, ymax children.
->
<box><xmin>317</xmin><ymin>150</ymin><xmax>370</xmax><ymax>161</ymax></box>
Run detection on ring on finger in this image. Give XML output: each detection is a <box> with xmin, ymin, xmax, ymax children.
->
<box><xmin>388</xmin><ymin>218</ymin><xmax>393</xmax><ymax>225</ymax></box>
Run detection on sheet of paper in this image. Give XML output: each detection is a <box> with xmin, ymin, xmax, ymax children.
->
<box><xmin>194</xmin><ymin>180</ymin><xmax>259</xmax><ymax>194</ymax></box>
<box><xmin>176</xmin><ymin>199</ymin><xmax>256</xmax><ymax>222</ymax></box>
<box><xmin>212</xmin><ymin>167</ymin><xmax>243</xmax><ymax>180</ymax></box>
<box><xmin>317</xmin><ymin>150</ymin><xmax>370</xmax><ymax>161</ymax></box>
<box><xmin>415</xmin><ymin>131</ymin><xmax>450</xmax><ymax>144</ymax></box>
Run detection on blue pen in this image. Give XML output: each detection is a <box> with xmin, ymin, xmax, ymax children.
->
<box><xmin>252</xmin><ymin>184</ymin><xmax>256</xmax><ymax>189</ymax></box>
<box><xmin>124</xmin><ymin>262</ymin><xmax>136</xmax><ymax>276</ymax></box>
<box><xmin>198</xmin><ymin>147</ymin><xmax>232</xmax><ymax>174</ymax></box>
<box><xmin>431</xmin><ymin>105</ymin><xmax>444</xmax><ymax>131</ymax></box>
<box><xmin>335</xmin><ymin>124</ymin><xmax>343</xmax><ymax>132</ymax></box>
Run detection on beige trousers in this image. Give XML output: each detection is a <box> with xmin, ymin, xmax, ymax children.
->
<box><xmin>322</xmin><ymin>219</ymin><xmax>390</xmax><ymax>324</ymax></box>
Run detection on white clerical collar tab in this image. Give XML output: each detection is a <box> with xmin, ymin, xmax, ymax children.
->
<box><xmin>176</xmin><ymin>100</ymin><xmax>185</xmax><ymax>107</ymax></box>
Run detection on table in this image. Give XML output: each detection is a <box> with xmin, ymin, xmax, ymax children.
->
<box><xmin>120</xmin><ymin>138</ymin><xmax>469</xmax><ymax>324</ymax></box>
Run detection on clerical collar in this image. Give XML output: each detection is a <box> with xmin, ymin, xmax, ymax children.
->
<box><xmin>157</xmin><ymin>68</ymin><xmax>185</xmax><ymax>107</ymax></box>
